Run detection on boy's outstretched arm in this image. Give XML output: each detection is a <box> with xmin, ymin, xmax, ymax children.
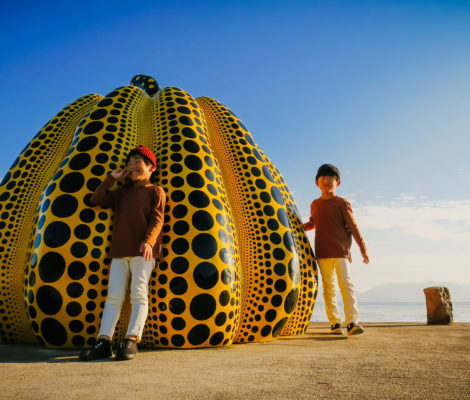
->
<box><xmin>303</xmin><ymin>220</ymin><xmax>315</xmax><ymax>231</ymax></box>
<box><xmin>340</xmin><ymin>200</ymin><xmax>369</xmax><ymax>264</ymax></box>
<box><xmin>303</xmin><ymin>202</ymin><xmax>315</xmax><ymax>231</ymax></box>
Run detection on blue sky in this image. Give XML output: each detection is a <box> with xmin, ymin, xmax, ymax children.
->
<box><xmin>1</xmin><ymin>0</ymin><xmax>469</xmax><ymax>294</ymax></box>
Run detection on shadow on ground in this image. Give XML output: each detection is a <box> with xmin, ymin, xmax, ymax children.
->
<box><xmin>0</xmin><ymin>344</ymin><xmax>202</xmax><ymax>363</ymax></box>
<box><xmin>0</xmin><ymin>344</ymin><xmax>83</xmax><ymax>363</ymax></box>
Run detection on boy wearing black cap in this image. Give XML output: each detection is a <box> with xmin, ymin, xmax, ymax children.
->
<box><xmin>80</xmin><ymin>145</ymin><xmax>166</xmax><ymax>361</ymax></box>
<box><xmin>304</xmin><ymin>164</ymin><xmax>369</xmax><ymax>335</ymax></box>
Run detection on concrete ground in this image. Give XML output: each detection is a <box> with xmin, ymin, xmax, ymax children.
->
<box><xmin>0</xmin><ymin>322</ymin><xmax>469</xmax><ymax>400</ymax></box>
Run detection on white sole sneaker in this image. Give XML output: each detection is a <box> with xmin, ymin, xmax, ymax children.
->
<box><xmin>331</xmin><ymin>324</ymin><xmax>344</xmax><ymax>335</ymax></box>
<box><xmin>347</xmin><ymin>324</ymin><xmax>365</xmax><ymax>335</ymax></box>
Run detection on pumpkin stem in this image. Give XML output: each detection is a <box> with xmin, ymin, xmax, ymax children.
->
<box><xmin>130</xmin><ymin>75</ymin><xmax>161</xmax><ymax>97</ymax></box>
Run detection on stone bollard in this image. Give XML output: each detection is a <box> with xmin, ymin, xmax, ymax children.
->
<box><xmin>423</xmin><ymin>287</ymin><xmax>453</xmax><ymax>325</ymax></box>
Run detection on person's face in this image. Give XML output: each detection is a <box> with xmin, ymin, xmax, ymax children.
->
<box><xmin>126</xmin><ymin>154</ymin><xmax>155</xmax><ymax>181</ymax></box>
<box><xmin>316</xmin><ymin>175</ymin><xmax>340</xmax><ymax>193</ymax></box>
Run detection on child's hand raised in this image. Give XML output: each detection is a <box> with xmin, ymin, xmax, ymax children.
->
<box><xmin>111</xmin><ymin>168</ymin><xmax>128</xmax><ymax>179</ymax></box>
<box><xmin>139</xmin><ymin>242</ymin><xmax>153</xmax><ymax>261</ymax></box>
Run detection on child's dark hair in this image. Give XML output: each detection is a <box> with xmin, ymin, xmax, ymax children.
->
<box><xmin>126</xmin><ymin>152</ymin><xmax>154</xmax><ymax>167</ymax></box>
<box><xmin>316</xmin><ymin>164</ymin><xmax>340</xmax><ymax>182</ymax></box>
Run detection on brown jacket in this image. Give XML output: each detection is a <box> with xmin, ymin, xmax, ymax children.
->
<box><xmin>90</xmin><ymin>174</ymin><xmax>166</xmax><ymax>260</ymax></box>
<box><xmin>304</xmin><ymin>196</ymin><xmax>366</xmax><ymax>261</ymax></box>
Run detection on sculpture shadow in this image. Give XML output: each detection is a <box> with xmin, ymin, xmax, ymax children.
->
<box><xmin>0</xmin><ymin>344</ymin><xmax>215</xmax><ymax>363</ymax></box>
<box><xmin>0</xmin><ymin>344</ymin><xmax>82</xmax><ymax>364</ymax></box>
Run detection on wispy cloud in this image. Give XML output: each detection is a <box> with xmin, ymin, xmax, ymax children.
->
<box><xmin>355</xmin><ymin>200</ymin><xmax>470</xmax><ymax>242</ymax></box>
<box><xmin>395</xmin><ymin>194</ymin><xmax>418</xmax><ymax>201</ymax></box>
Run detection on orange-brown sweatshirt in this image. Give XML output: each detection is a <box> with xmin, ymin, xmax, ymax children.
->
<box><xmin>90</xmin><ymin>174</ymin><xmax>166</xmax><ymax>260</ymax></box>
<box><xmin>304</xmin><ymin>196</ymin><xmax>366</xmax><ymax>261</ymax></box>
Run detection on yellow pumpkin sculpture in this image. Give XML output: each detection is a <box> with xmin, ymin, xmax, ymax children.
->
<box><xmin>0</xmin><ymin>75</ymin><xmax>317</xmax><ymax>348</ymax></box>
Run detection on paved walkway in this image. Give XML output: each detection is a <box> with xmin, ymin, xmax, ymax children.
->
<box><xmin>1</xmin><ymin>322</ymin><xmax>469</xmax><ymax>399</ymax></box>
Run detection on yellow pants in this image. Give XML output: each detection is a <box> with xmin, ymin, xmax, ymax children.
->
<box><xmin>317</xmin><ymin>258</ymin><xmax>359</xmax><ymax>325</ymax></box>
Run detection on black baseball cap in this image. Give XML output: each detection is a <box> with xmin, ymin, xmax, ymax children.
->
<box><xmin>316</xmin><ymin>164</ymin><xmax>340</xmax><ymax>181</ymax></box>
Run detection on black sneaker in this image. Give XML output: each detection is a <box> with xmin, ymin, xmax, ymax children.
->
<box><xmin>347</xmin><ymin>322</ymin><xmax>364</xmax><ymax>335</ymax></box>
<box><xmin>115</xmin><ymin>338</ymin><xmax>138</xmax><ymax>361</ymax></box>
<box><xmin>330</xmin><ymin>323</ymin><xmax>343</xmax><ymax>334</ymax></box>
<box><xmin>79</xmin><ymin>338</ymin><xmax>113</xmax><ymax>361</ymax></box>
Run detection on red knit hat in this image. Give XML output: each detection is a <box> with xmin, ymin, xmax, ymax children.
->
<box><xmin>126</xmin><ymin>145</ymin><xmax>157</xmax><ymax>167</ymax></box>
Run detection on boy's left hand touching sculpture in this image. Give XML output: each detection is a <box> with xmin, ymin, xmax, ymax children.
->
<box><xmin>139</xmin><ymin>242</ymin><xmax>153</xmax><ymax>261</ymax></box>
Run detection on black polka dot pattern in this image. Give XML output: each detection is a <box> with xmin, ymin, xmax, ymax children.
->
<box><xmin>0</xmin><ymin>75</ymin><xmax>317</xmax><ymax>349</ymax></box>
<box><xmin>24</xmin><ymin>85</ymin><xmax>149</xmax><ymax>347</ymax></box>
<box><xmin>141</xmin><ymin>87</ymin><xmax>241</xmax><ymax>349</ymax></box>
<box><xmin>196</xmin><ymin>96</ymin><xmax>309</xmax><ymax>343</ymax></box>
<box><xmin>0</xmin><ymin>93</ymin><xmax>102</xmax><ymax>344</ymax></box>
<box><xmin>259</xmin><ymin>149</ymin><xmax>318</xmax><ymax>336</ymax></box>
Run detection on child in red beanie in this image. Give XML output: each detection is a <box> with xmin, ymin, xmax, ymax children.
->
<box><xmin>80</xmin><ymin>145</ymin><xmax>166</xmax><ymax>361</ymax></box>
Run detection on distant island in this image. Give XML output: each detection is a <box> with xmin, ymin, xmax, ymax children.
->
<box><xmin>316</xmin><ymin>281</ymin><xmax>470</xmax><ymax>303</ymax></box>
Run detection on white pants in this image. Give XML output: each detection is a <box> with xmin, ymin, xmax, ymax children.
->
<box><xmin>98</xmin><ymin>257</ymin><xmax>155</xmax><ymax>340</ymax></box>
<box><xmin>317</xmin><ymin>258</ymin><xmax>359</xmax><ymax>325</ymax></box>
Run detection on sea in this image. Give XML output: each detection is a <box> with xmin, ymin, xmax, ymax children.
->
<box><xmin>310</xmin><ymin>302</ymin><xmax>470</xmax><ymax>323</ymax></box>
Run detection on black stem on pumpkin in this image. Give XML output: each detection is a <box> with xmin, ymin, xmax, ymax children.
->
<box><xmin>130</xmin><ymin>75</ymin><xmax>161</xmax><ymax>97</ymax></box>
